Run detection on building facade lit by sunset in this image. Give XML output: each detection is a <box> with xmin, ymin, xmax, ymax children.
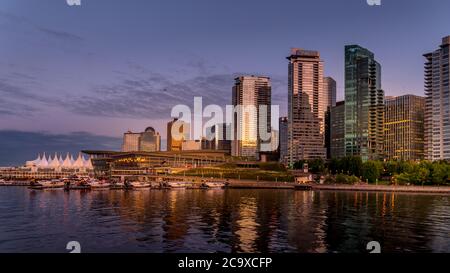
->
<box><xmin>232</xmin><ymin>76</ymin><xmax>271</xmax><ymax>158</ymax></box>
<box><xmin>287</xmin><ymin>49</ymin><xmax>327</xmax><ymax>164</ymax></box>
<box><xmin>344</xmin><ymin>45</ymin><xmax>385</xmax><ymax>161</ymax></box>
<box><xmin>167</xmin><ymin>118</ymin><xmax>190</xmax><ymax>152</ymax></box>
<box><xmin>424</xmin><ymin>36</ymin><xmax>450</xmax><ymax>161</ymax></box>
<box><xmin>385</xmin><ymin>95</ymin><xmax>425</xmax><ymax>161</ymax></box>
<box><xmin>122</xmin><ymin>127</ymin><xmax>161</xmax><ymax>152</ymax></box>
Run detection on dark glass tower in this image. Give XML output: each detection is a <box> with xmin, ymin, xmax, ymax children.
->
<box><xmin>344</xmin><ymin>45</ymin><xmax>384</xmax><ymax>161</ymax></box>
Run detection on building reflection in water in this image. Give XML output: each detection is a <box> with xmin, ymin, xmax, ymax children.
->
<box><xmin>17</xmin><ymin>188</ymin><xmax>449</xmax><ymax>253</ymax></box>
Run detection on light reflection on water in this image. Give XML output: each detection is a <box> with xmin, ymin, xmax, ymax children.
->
<box><xmin>0</xmin><ymin>187</ymin><xmax>448</xmax><ymax>253</ymax></box>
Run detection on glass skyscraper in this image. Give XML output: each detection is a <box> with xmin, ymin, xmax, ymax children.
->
<box><xmin>424</xmin><ymin>36</ymin><xmax>450</xmax><ymax>161</ymax></box>
<box><xmin>232</xmin><ymin>76</ymin><xmax>271</xmax><ymax>158</ymax></box>
<box><xmin>385</xmin><ymin>95</ymin><xmax>425</xmax><ymax>161</ymax></box>
<box><xmin>344</xmin><ymin>45</ymin><xmax>384</xmax><ymax>161</ymax></box>
<box><xmin>287</xmin><ymin>49</ymin><xmax>328</xmax><ymax>165</ymax></box>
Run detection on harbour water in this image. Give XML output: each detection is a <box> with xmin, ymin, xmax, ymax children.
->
<box><xmin>0</xmin><ymin>187</ymin><xmax>448</xmax><ymax>253</ymax></box>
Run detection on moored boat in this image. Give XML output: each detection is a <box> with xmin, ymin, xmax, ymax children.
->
<box><xmin>125</xmin><ymin>181</ymin><xmax>151</xmax><ymax>189</ymax></box>
<box><xmin>28</xmin><ymin>179</ymin><xmax>65</xmax><ymax>190</ymax></box>
<box><xmin>64</xmin><ymin>180</ymin><xmax>91</xmax><ymax>190</ymax></box>
<box><xmin>201</xmin><ymin>181</ymin><xmax>226</xmax><ymax>189</ymax></box>
<box><xmin>88</xmin><ymin>179</ymin><xmax>111</xmax><ymax>189</ymax></box>
<box><xmin>163</xmin><ymin>181</ymin><xmax>189</xmax><ymax>189</ymax></box>
<box><xmin>0</xmin><ymin>179</ymin><xmax>14</xmax><ymax>186</ymax></box>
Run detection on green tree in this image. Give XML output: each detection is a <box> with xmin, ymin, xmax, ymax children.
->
<box><xmin>362</xmin><ymin>160</ymin><xmax>383</xmax><ymax>183</ymax></box>
<box><xmin>308</xmin><ymin>158</ymin><xmax>325</xmax><ymax>174</ymax></box>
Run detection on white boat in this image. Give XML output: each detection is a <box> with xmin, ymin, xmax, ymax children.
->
<box><xmin>29</xmin><ymin>179</ymin><xmax>65</xmax><ymax>190</ymax></box>
<box><xmin>0</xmin><ymin>179</ymin><xmax>13</xmax><ymax>186</ymax></box>
<box><xmin>202</xmin><ymin>181</ymin><xmax>226</xmax><ymax>189</ymax></box>
<box><xmin>164</xmin><ymin>181</ymin><xmax>189</xmax><ymax>189</ymax></box>
<box><xmin>127</xmin><ymin>181</ymin><xmax>150</xmax><ymax>189</ymax></box>
<box><xmin>88</xmin><ymin>179</ymin><xmax>111</xmax><ymax>189</ymax></box>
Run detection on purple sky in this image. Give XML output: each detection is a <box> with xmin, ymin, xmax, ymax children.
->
<box><xmin>0</xmin><ymin>0</ymin><xmax>449</xmax><ymax>164</ymax></box>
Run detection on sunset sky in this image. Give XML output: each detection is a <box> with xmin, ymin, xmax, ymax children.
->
<box><xmin>1</xmin><ymin>0</ymin><xmax>449</xmax><ymax>165</ymax></box>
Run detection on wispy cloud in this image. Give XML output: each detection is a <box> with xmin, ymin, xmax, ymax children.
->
<box><xmin>65</xmin><ymin>72</ymin><xmax>237</xmax><ymax>119</ymax></box>
<box><xmin>0</xmin><ymin>77</ymin><xmax>62</xmax><ymax>117</ymax></box>
<box><xmin>0</xmin><ymin>10</ymin><xmax>83</xmax><ymax>42</ymax></box>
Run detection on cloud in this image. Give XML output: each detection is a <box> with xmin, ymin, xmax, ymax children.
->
<box><xmin>0</xmin><ymin>130</ymin><xmax>121</xmax><ymax>166</ymax></box>
<box><xmin>66</xmin><ymin>72</ymin><xmax>237</xmax><ymax>119</ymax></box>
<box><xmin>64</xmin><ymin>59</ymin><xmax>288</xmax><ymax>120</ymax></box>
<box><xmin>0</xmin><ymin>10</ymin><xmax>83</xmax><ymax>42</ymax></box>
<box><xmin>36</xmin><ymin>27</ymin><xmax>83</xmax><ymax>42</ymax></box>
<box><xmin>0</xmin><ymin>77</ymin><xmax>62</xmax><ymax>117</ymax></box>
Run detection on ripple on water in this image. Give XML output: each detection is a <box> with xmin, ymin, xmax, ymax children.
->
<box><xmin>0</xmin><ymin>188</ymin><xmax>448</xmax><ymax>253</ymax></box>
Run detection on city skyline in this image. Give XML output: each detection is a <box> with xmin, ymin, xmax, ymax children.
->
<box><xmin>1</xmin><ymin>0</ymin><xmax>450</xmax><ymax>165</ymax></box>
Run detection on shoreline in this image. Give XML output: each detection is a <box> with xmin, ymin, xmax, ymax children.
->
<box><xmin>1</xmin><ymin>179</ymin><xmax>450</xmax><ymax>194</ymax></box>
<box><xmin>308</xmin><ymin>184</ymin><xmax>450</xmax><ymax>194</ymax></box>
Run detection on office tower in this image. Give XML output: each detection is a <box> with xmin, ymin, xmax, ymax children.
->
<box><xmin>385</xmin><ymin>95</ymin><xmax>425</xmax><ymax>161</ymax></box>
<box><xmin>424</xmin><ymin>36</ymin><xmax>450</xmax><ymax>161</ymax></box>
<box><xmin>330</xmin><ymin>101</ymin><xmax>346</xmax><ymax>159</ymax></box>
<box><xmin>324</xmin><ymin>77</ymin><xmax>337</xmax><ymax>107</ymax></box>
<box><xmin>344</xmin><ymin>45</ymin><xmax>385</xmax><ymax>161</ymax></box>
<box><xmin>121</xmin><ymin>127</ymin><xmax>161</xmax><ymax>152</ymax></box>
<box><xmin>279</xmin><ymin>117</ymin><xmax>288</xmax><ymax>164</ymax></box>
<box><xmin>139</xmin><ymin>127</ymin><xmax>161</xmax><ymax>152</ymax></box>
<box><xmin>167</xmin><ymin>118</ymin><xmax>190</xmax><ymax>152</ymax></box>
<box><xmin>325</xmin><ymin>107</ymin><xmax>331</xmax><ymax>159</ymax></box>
<box><xmin>232</xmin><ymin>76</ymin><xmax>271</xmax><ymax>158</ymax></box>
<box><xmin>287</xmin><ymin>48</ymin><xmax>327</xmax><ymax>165</ymax></box>
<box><xmin>122</xmin><ymin>131</ymin><xmax>141</xmax><ymax>152</ymax></box>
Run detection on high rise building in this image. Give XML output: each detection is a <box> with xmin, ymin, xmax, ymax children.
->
<box><xmin>330</xmin><ymin>101</ymin><xmax>346</xmax><ymax>159</ymax></box>
<box><xmin>385</xmin><ymin>95</ymin><xmax>425</xmax><ymax>161</ymax></box>
<box><xmin>232</xmin><ymin>76</ymin><xmax>271</xmax><ymax>158</ymax></box>
<box><xmin>121</xmin><ymin>127</ymin><xmax>161</xmax><ymax>152</ymax></box>
<box><xmin>344</xmin><ymin>45</ymin><xmax>385</xmax><ymax>161</ymax></box>
<box><xmin>324</xmin><ymin>77</ymin><xmax>337</xmax><ymax>107</ymax></box>
<box><xmin>279</xmin><ymin>117</ymin><xmax>288</xmax><ymax>164</ymax></box>
<box><xmin>424</xmin><ymin>36</ymin><xmax>450</xmax><ymax>161</ymax></box>
<box><xmin>139</xmin><ymin>127</ymin><xmax>161</xmax><ymax>152</ymax></box>
<box><xmin>167</xmin><ymin>118</ymin><xmax>190</xmax><ymax>152</ymax></box>
<box><xmin>122</xmin><ymin>132</ymin><xmax>141</xmax><ymax>152</ymax></box>
<box><xmin>287</xmin><ymin>48</ymin><xmax>327</xmax><ymax>164</ymax></box>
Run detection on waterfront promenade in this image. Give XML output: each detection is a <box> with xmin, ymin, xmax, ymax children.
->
<box><xmin>2</xmin><ymin>176</ymin><xmax>450</xmax><ymax>194</ymax></box>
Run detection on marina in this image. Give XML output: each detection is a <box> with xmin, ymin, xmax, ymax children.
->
<box><xmin>2</xmin><ymin>177</ymin><xmax>450</xmax><ymax>194</ymax></box>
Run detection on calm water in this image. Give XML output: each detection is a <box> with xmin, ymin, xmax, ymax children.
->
<box><xmin>0</xmin><ymin>187</ymin><xmax>448</xmax><ymax>253</ymax></box>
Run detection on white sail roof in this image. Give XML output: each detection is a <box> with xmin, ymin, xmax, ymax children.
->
<box><xmin>73</xmin><ymin>153</ymin><xmax>85</xmax><ymax>168</ymax></box>
<box><xmin>58</xmin><ymin>154</ymin><xmax>64</xmax><ymax>165</ymax></box>
<box><xmin>38</xmin><ymin>153</ymin><xmax>49</xmax><ymax>168</ymax></box>
<box><xmin>61</xmin><ymin>153</ymin><xmax>73</xmax><ymax>168</ymax></box>
<box><xmin>49</xmin><ymin>153</ymin><xmax>61</xmax><ymax>168</ymax></box>
<box><xmin>83</xmin><ymin>156</ymin><xmax>93</xmax><ymax>170</ymax></box>
<box><xmin>26</xmin><ymin>154</ymin><xmax>42</xmax><ymax>167</ymax></box>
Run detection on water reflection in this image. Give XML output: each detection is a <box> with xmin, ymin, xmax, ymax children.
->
<box><xmin>0</xmin><ymin>187</ymin><xmax>448</xmax><ymax>253</ymax></box>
